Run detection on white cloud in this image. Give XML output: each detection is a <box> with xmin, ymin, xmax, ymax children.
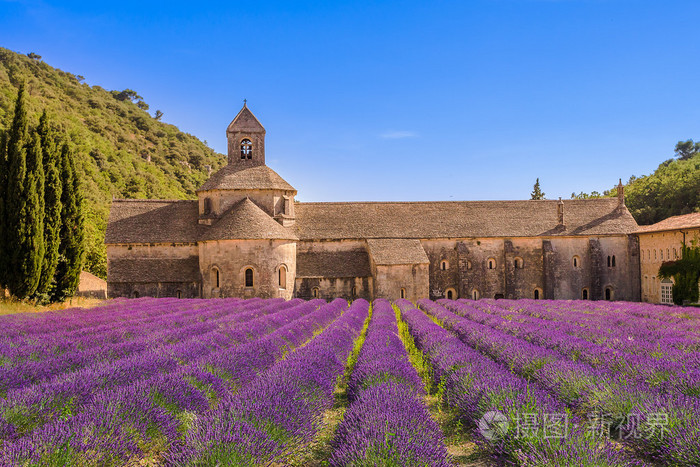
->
<box><xmin>379</xmin><ymin>130</ymin><xmax>417</xmax><ymax>139</ymax></box>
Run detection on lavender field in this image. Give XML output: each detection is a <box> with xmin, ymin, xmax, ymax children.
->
<box><xmin>0</xmin><ymin>297</ymin><xmax>698</xmax><ymax>466</ymax></box>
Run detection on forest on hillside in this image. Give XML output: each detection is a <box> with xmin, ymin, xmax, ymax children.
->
<box><xmin>570</xmin><ymin>144</ymin><xmax>700</xmax><ymax>225</ymax></box>
<box><xmin>0</xmin><ymin>48</ymin><xmax>225</xmax><ymax>279</ymax></box>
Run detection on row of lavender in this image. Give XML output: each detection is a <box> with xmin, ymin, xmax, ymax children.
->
<box><xmin>494</xmin><ymin>299</ymin><xmax>700</xmax><ymax>359</ymax></box>
<box><xmin>395</xmin><ymin>299</ymin><xmax>636</xmax><ymax>466</ymax></box>
<box><xmin>1</xmin><ymin>298</ymin><xmax>352</xmax><ymax>464</ymax></box>
<box><xmin>329</xmin><ymin>299</ymin><xmax>450</xmax><ymax>465</ymax></box>
<box><xmin>419</xmin><ymin>299</ymin><xmax>699</xmax><ymax>465</ymax></box>
<box><xmin>447</xmin><ymin>299</ymin><xmax>700</xmax><ymax>397</ymax></box>
<box><xmin>0</xmin><ymin>298</ymin><xmax>281</xmax><ymax>393</ymax></box>
<box><xmin>167</xmin><ymin>299</ymin><xmax>371</xmax><ymax>464</ymax></box>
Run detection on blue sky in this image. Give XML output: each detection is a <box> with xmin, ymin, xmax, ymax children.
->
<box><xmin>1</xmin><ymin>0</ymin><xmax>699</xmax><ymax>202</ymax></box>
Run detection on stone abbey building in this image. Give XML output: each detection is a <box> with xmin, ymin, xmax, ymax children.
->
<box><xmin>106</xmin><ymin>105</ymin><xmax>642</xmax><ymax>302</ymax></box>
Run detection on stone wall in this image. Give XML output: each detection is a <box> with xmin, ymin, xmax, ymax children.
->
<box><xmin>372</xmin><ymin>263</ymin><xmax>429</xmax><ymax>301</ymax></box>
<box><xmin>639</xmin><ymin>228</ymin><xmax>700</xmax><ymax>303</ymax></box>
<box><xmin>199</xmin><ymin>239</ymin><xmax>296</xmax><ymax>299</ymax></box>
<box><xmin>425</xmin><ymin>235</ymin><xmax>640</xmax><ymax>301</ymax></box>
<box><xmin>421</xmin><ymin>239</ymin><xmax>461</xmax><ymax>299</ymax></box>
<box><xmin>198</xmin><ymin>188</ymin><xmax>295</xmax><ymax>219</ymax></box>
<box><xmin>106</xmin><ymin>243</ymin><xmax>200</xmax><ymax>298</ymax></box>
<box><xmin>109</xmin><ymin>281</ymin><xmax>199</xmax><ymax>299</ymax></box>
<box><xmin>295</xmin><ymin>276</ymin><xmax>372</xmax><ymax>300</ymax></box>
<box><xmin>294</xmin><ymin>240</ymin><xmax>372</xmax><ymax>300</ymax></box>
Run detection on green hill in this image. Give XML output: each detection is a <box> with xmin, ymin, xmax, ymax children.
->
<box><xmin>0</xmin><ymin>48</ymin><xmax>225</xmax><ymax>279</ymax></box>
<box><xmin>623</xmin><ymin>152</ymin><xmax>700</xmax><ymax>225</ymax></box>
<box><xmin>571</xmin><ymin>151</ymin><xmax>700</xmax><ymax>226</ymax></box>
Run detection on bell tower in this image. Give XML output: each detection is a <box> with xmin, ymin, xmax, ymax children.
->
<box><xmin>226</xmin><ymin>102</ymin><xmax>266</xmax><ymax>167</ymax></box>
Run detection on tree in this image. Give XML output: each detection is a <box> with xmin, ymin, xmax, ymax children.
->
<box><xmin>24</xmin><ymin>132</ymin><xmax>46</xmax><ymax>298</ymax></box>
<box><xmin>52</xmin><ymin>143</ymin><xmax>85</xmax><ymax>301</ymax></box>
<box><xmin>27</xmin><ymin>52</ymin><xmax>42</xmax><ymax>60</ymax></box>
<box><xmin>154</xmin><ymin>110</ymin><xmax>163</xmax><ymax>121</ymax></box>
<box><xmin>530</xmin><ymin>178</ymin><xmax>545</xmax><ymax>200</ymax></box>
<box><xmin>659</xmin><ymin>243</ymin><xmax>700</xmax><ymax>305</ymax></box>
<box><xmin>36</xmin><ymin>111</ymin><xmax>63</xmax><ymax>298</ymax></box>
<box><xmin>136</xmin><ymin>100</ymin><xmax>149</xmax><ymax>111</ymax></box>
<box><xmin>674</xmin><ymin>139</ymin><xmax>700</xmax><ymax>161</ymax></box>
<box><xmin>4</xmin><ymin>85</ymin><xmax>46</xmax><ymax>298</ymax></box>
<box><xmin>112</xmin><ymin>89</ymin><xmax>143</xmax><ymax>102</ymax></box>
<box><xmin>0</xmin><ymin>129</ymin><xmax>7</xmax><ymax>291</ymax></box>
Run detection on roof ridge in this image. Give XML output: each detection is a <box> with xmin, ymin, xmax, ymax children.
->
<box><xmin>199</xmin><ymin>197</ymin><xmax>297</xmax><ymax>241</ymax></box>
<box><xmin>111</xmin><ymin>198</ymin><xmax>196</xmax><ymax>203</ymax></box>
<box><xmin>295</xmin><ymin>199</ymin><xmax>617</xmax><ymax>205</ymax></box>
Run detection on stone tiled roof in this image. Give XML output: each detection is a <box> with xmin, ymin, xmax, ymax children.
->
<box><xmin>197</xmin><ymin>165</ymin><xmax>295</xmax><ymax>192</ymax></box>
<box><xmin>106</xmin><ymin>200</ymin><xmax>200</xmax><ymax>244</ymax></box>
<box><xmin>637</xmin><ymin>212</ymin><xmax>700</xmax><ymax>233</ymax></box>
<box><xmin>367</xmin><ymin>239</ymin><xmax>429</xmax><ymax>265</ymax></box>
<box><xmin>108</xmin><ymin>257</ymin><xmax>201</xmax><ymax>283</ymax></box>
<box><xmin>199</xmin><ymin>198</ymin><xmax>298</xmax><ymax>241</ymax></box>
<box><xmin>227</xmin><ymin>104</ymin><xmax>265</xmax><ymax>133</ymax></box>
<box><xmin>294</xmin><ymin>199</ymin><xmax>638</xmax><ymax>240</ymax></box>
<box><xmin>296</xmin><ymin>250</ymin><xmax>371</xmax><ymax>278</ymax></box>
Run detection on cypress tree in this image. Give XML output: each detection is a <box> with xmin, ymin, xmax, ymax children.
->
<box><xmin>21</xmin><ymin>132</ymin><xmax>45</xmax><ymax>299</ymax></box>
<box><xmin>36</xmin><ymin>111</ymin><xmax>63</xmax><ymax>298</ymax></box>
<box><xmin>0</xmin><ymin>130</ymin><xmax>7</xmax><ymax>292</ymax></box>
<box><xmin>4</xmin><ymin>84</ymin><xmax>32</xmax><ymax>298</ymax></box>
<box><xmin>53</xmin><ymin>143</ymin><xmax>84</xmax><ymax>301</ymax></box>
<box><xmin>530</xmin><ymin>178</ymin><xmax>545</xmax><ymax>200</ymax></box>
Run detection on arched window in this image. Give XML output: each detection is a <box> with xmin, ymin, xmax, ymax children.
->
<box><xmin>352</xmin><ymin>286</ymin><xmax>357</xmax><ymax>298</ymax></box>
<box><xmin>582</xmin><ymin>288</ymin><xmax>589</xmax><ymax>300</ymax></box>
<box><xmin>445</xmin><ymin>288</ymin><xmax>457</xmax><ymax>300</ymax></box>
<box><xmin>487</xmin><ymin>258</ymin><xmax>496</xmax><ymax>270</ymax></box>
<box><xmin>400</xmin><ymin>288</ymin><xmax>406</xmax><ymax>299</ymax></box>
<box><xmin>176</xmin><ymin>290</ymin><xmax>182</xmax><ymax>299</ymax></box>
<box><xmin>673</xmin><ymin>248</ymin><xmax>678</xmax><ymax>259</ymax></box>
<box><xmin>605</xmin><ymin>287</ymin><xmax>613</xmax><ymax>301</ymax></box>
<box><xmin>514</xmin><ymin>257</ymin><xmax>524</xmax><ymax>269</ymax></box>
<box><xmin>666</xmin><ymin>249</ymin><xmax>670</xmax><ymax>260</ymax></box>
<box><xmin>611</xmin><ymin>255</ymin><xmax>616</xmax><ymax>267</ymax></box>
<box><xmin>132</xmin><ymin>290</ymin><xmax>139</xmax><ymax>298</ymax></box>
<box><xmin>467</xmin><ymin>261</ymin><xmax>472</xmax><ymax>270</ymax></box>
<box><xmin>240</xmin><ymin>139</ymin><xmax>253</xmax><ymax>160</ymax></box>
<box><xmin>607</xmin><ymin>256</ymin><xmax>611</xmax><ymax>267</ymax></box>
<box><xmin>212</xmin><ymin>267</ymin><xmax>220</xmax><ymax>289</ymax></box>
<box><xmin>534</xmin><ymin>288</ymin><xmax>541</xmax><ymax>300</ymax></box>
<box><xmin>312</xmin><ymin>287</ymin><xmax>319</xmax><ymax>298</ymax></box>
<box><xmin>278</xmin><ymin>265</ymin><xmax>287</xmax><ymax>289</ymax></box>
<box><xmin>245</xmin><ymin>268</ymin><xmax>254</xmax><ymax>287</ymax></box>
<box><xmin>440</xmin><ymin>260</ymin><xmax>449</xmax><ymax>271</ymax></box>
<box><xmin>471</xmin><ymin>289</ymin><xmax>480</xmax><ymax>300</ymax></box>
<box><xmin>203</xmin><ymin>197</ymin><xmax>212</xmax><ymax>215</ymax></box>
<box><xmin>572</xmin><ymin>256</ymin><xmax>580</xmax><ymax>268</ymax></box>
<box><xmin>654</xmin><ymin>250</ymin><xmax>657</xmax><ymax>260</ymax></box>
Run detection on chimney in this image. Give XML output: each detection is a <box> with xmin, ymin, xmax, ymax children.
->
<box><xmin>617</xmin><ymin>178</ymin><xmax>625</xmax><ymax>206</ymax></box>
<box><xmin>557</xmin><ymin>197</ymin><xmax>564</xmax><ymax>225</ymax></box>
